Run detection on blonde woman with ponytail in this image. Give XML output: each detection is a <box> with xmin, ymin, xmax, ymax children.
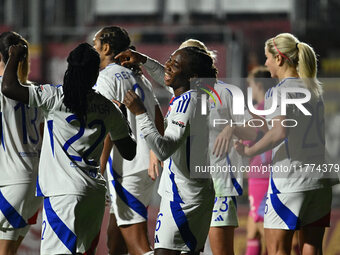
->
<box><xmin>235</xmin><ymin>33</ymin><xmax>338</xmax><ymax>255</ymax></box>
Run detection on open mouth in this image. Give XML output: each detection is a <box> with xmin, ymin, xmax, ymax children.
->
<box><xmin>164</xmin><ymin>72</ymin><xmax>171</xmax><ymax>82</ymax></box>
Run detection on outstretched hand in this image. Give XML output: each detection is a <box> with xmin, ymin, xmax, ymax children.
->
<box><xmin>234</xmin><ymin>139</ymin><xmax>251</xmax><ymax>157</ymax></box>
<box><xmin>115</xmin><ymin>49</ymin><xmax>147</xmax><ymax>67</ymax></box>
<box><xmin>123</xmin><ymin>90</ymin><xmax>147</xmax><ymax>115</ymax></box>
<box><xmin>9</xmin><ymin>44</ymin><xmax>27</xmax><ymax>62</ymax></box>
<box><xmin>148</xmin><ymin>150</ymin><xmax>163</xmax><ymax>181</ymax></box>
<box><xmin>212</xmin><ymin>125</ymin><xmax>235</xmax><ymax>157</ymax></box>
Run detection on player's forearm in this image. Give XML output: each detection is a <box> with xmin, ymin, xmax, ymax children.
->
<box><xmin>234</xmin><ymin>125</ymin><xmax>257</xmax><ymax>141</ymax></box>
<box><xmin>2</xmin><ymin>55</ymin><xmax>29</xmax><ymax>104</ymax></box>
<box><xmin>143</xmin><ymin>57</ymin><xmax>166</xmax><ymax>87</ymax></box>
<box><xmin>247</xmin><ymin>126</ymin><xmax>285</xmax><ymax>157</ymax></box>
<box><xmin>154</xmin><ymin>105</ymin><xmax>164</xmax><ymax>136</ymax></box>
<box><xmin>137</xmin><ymin>113</ymin><xmax>180</xmax><ymax>161</ymax></box>
<box><xmin>100</xmin><ymin>135</ymin><xmax>114</xmax><ymax>174</ymax></box>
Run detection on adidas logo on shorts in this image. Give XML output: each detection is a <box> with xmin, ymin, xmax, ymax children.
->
<box><xmin>214</xmin><ymin>215</ymin><xmax>224</xmax><ymax>222</ymax></box>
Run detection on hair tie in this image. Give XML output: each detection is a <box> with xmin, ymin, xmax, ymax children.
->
<box><xmin>273</xmin><ymin>38</ymin><xmax>292</xmax><ymax>63</ymax></box>
<box><xmin>296</xmin><ymin>43</ymin><xmax>299</xmax><ymax>50</ymax></box>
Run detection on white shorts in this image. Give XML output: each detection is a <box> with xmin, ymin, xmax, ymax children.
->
<box><xmin>0</xmin><ymin>183</ymin><xmax>42</xmax><ymax>241</ymax></box>
<box><xmin>108</xmin><ymin>169</ymin><xmax>155</xmax><ymax>226</ymax></box>
<box><xmin>154</xmin><ymin>196</ymin><xmax>214</xmax><ymax>252</ymax></box>
<box><xmin>264</xmin><ymin>187</ymin><xmax>332</xmax><ymax>230</ymax></box>
<box><xmin>40</xmin><ymin>192</ymin><xmax>105</xmax><ymax>255</ymax></box>
<box><xmin>210</xmin><ymin>196</ymin><xmax>238</xmax><ymax>227</ymax></box>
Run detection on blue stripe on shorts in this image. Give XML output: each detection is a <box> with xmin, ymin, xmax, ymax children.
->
<box><xmin>108</xmin><ymin>156</ymin><xmax>148</xmax><ymax>219</ymax></box>
<box><xmin>44</xmin><ymin>197</ymin><xmax>77</xmax><ymax>254</ymax></box>
<box><xmin>0</xmin><ymin>190</ymin><xmax>27</xmax><ymax>228</ymax></box>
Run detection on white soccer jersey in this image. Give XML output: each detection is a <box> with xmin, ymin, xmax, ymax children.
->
<box><xmin>136</xmin><ymin>90</ymin><xmax>214</xmax><ymax>203</ymax></box>
<box><xmin>0</xmin><ymin>76</ymin><xmax>43</xmax><ymax>185</ymax></box>
<box><xmin>143</xmin><ymin>58</ymin><xmax>246</xmax><ymax>197</ymax></box>
<box><xmin>265</xmin><ymin>78</ymin><xmax>336</xmax><ymax>193</ymax></box>
<box><xmin>209</xmin><ymin>81</ymin><xmax>251</xmax><ymax>196</ymax></box>
<box><xmin>95</xmin><ymin>64</ymin><xmax>159</xmax><ymax>177</ymax></box>
<box><xmin>28</xmin><ymin>84</ymin><xmax>131</xmax><ymax>196</ymax></box>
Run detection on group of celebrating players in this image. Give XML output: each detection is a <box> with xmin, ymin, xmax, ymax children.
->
<box><xmin>0</xmin><ymin>25</ymin><xmax>338</xmax><ymax>255</ymax></box>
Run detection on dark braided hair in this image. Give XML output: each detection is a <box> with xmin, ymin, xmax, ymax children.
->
<box><xmin>97</xmin><ymin>26</ymin><xmax>130</xmax><ymax>59</ymax></box>
<box><xmin>63</xmin><ymin>43</ymin><xmax>100</xmax><ymax>123</ymax></box>
<box><xmin>180</xmin><ymin>46</ymin><xmax>218</xmax><ymax>86</ymax></box>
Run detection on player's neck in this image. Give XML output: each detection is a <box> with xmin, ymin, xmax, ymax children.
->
<box><xmin>100</xmin><ymin>58</ymin><xmax>114</xmax><ymax>70</ymax></box>
<box><xmin>174</xmin><ymin>87</ymin><xmax>189</xmax><ymax>97</ymax></box>
<box><xmin>278</xmin><ymin>66</ymin><xmax>299</xmax><ymax>80</ymax></box>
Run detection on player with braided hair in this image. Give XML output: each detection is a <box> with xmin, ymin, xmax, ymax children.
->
<box><xmin>0</xmin><ymin>31</ymin><xmax>43</xmax><ymax>255</ymax></box>
<box><xmin>123</xmin><ymin>46</ymin><xmax>216</xmax><ymax>255</ymax></box>
<box><xmin>116</xmin><ymin>40</ymin><xmax>255</xmax><ymax>255</ymax></box>
<box><xmin>93</xmin><ymin>26</ymin><xmax>164</xmax><ymax>255</ymax></box>
<box><xmin>2</xmin><ymin>42</ymin><xmax>136</xmax><ymax>255</ymax></box>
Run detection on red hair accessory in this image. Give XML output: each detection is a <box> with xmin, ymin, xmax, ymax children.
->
<box><xmin>273</xmin><ymin>38</ymin><xmax>292</xmax><ymax>63</ymax></box>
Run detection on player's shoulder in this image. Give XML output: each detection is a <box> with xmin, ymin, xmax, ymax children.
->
<box><xmin>89</xmin><ymin>91</ymin><xmax>122</xmax><ymax>114</ymax></box>
<box><xmin>36</xmin><ymin>84</ymin><xmax>63</xmax><ymax>95</ymax></box>
<box><xmin>213</xmin><ymin>80</ymin><xmax>234</xmax><ymax>97</ymax></box>
<box><xmin>172</xmin><ymin>89</ymin><xmax>197</xmax><ymax>114</ymax></box>
<box><xmin>101</xmin><ymin>63</ymin><xmax>133</xmax><ymax>77</ymax></box>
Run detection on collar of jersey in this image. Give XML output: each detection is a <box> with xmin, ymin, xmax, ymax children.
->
<box><xmin>276</xmin><ymin>77</ymin><xmax>299</xmax><ymax>87</ymax></box>
<box><xmin>169</xmin><ymin>89</ymin><xmax>194</xmax><ymax>106</ymax></box>
<box><xmin>102</xmin><ymin>63</ymin><xmax>118</xmax><ymax>71</ymax></box>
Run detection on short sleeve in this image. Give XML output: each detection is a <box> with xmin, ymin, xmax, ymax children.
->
<box><xmin>28</xmin><ymin>84</ymin><xmax>62</xmax><ymax>111</ymax></box>
<box><xmin>107</xmin><ymin>102</ymin><xmax>131</xmax><ymax>141</ymax></box>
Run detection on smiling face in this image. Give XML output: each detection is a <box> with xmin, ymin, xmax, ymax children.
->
<box><xmin>264</xmin><ymin>47</ymin><xmax>279</xmax><ymax>78</ymax></box>
<box><xmin>164</xmin><ymin>49</ymin><xmax>192</xmax><ymax>91</ymax></box>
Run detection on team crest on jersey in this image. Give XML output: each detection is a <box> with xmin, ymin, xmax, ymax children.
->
<box><xmin>210</xmin><ymin>99</ymin><xmax>216</xmax><ymax>109</ymax></box>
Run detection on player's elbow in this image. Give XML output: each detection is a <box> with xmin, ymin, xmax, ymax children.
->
<box><xmin>122</xmin><ymin>139</ymin><xmax>136</xmax><ymax>161</ymax></box>
<box><xmin>123</xmin><ymin>144</ymin><xmax>136</xmax><ymax>161</ymax></box>
<box><xmin>273</xmin><ymin>126</ymin><xmax>288</xmax><ymax>145</ymax></box>
<box><xmin>114</xmin><ymin>136</ymin><xmax>136</xmax><ymax>161</ymax></box>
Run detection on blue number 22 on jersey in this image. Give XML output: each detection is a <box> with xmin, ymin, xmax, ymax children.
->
<box><xmin>62</xmin><ymin>114</ymin><xmax>106</xmax><ymax>166</ymax></box>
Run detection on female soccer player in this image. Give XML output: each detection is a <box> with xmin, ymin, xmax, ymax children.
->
<box><xmin>0</xmin><ymin>31</ymin><xmax>43</xmax><ymax>255</ymax></box>
<box><xmin>2</xmin><ymin>42</ymin><xmax>136</xmax><ymax>255</ymax></box>
<box><xmin>235</xmin><ymin>33</ymin><xmax>338</xmax><ymax>255</ymax></box>
<box><xmin>93</xmin><ymin>26</ymin><xmax>163</xmax><ymax>255</ymax></box>
<box><xmin>116</xmin><ymin>40</ymin><xmax>253</xmax><ymax>255</ymax></box>
<box><xmin>124</xmin><ymin>46</ymin><xmax>216</xmax><ymax>255</ymax></box>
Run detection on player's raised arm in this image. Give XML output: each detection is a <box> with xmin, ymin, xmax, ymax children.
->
<box><xmin>115</xmin><ymin>49</ymin><xmax>147</xmax><ymax>67</ymax></box>
<box><xmin>2</xmin><ymin>44</ymin><xmax>29</xmax><ymax>104</ymax></box>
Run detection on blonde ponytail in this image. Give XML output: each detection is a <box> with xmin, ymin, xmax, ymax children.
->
<box><xmin>297</xmin><ymin>42</ymin><xmax>322</xmax><ymax>98</ymax></box>
<box><xmin>265</xmin><ymin>33</ymin><xmax>322</xmax><ymax>98</ymax></box>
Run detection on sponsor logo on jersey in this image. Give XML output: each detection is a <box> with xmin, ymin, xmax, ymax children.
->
<box><xmin>172</xmin><ymin>120</ymin><xmax>185</xmax><ymax>128</ymax></box>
